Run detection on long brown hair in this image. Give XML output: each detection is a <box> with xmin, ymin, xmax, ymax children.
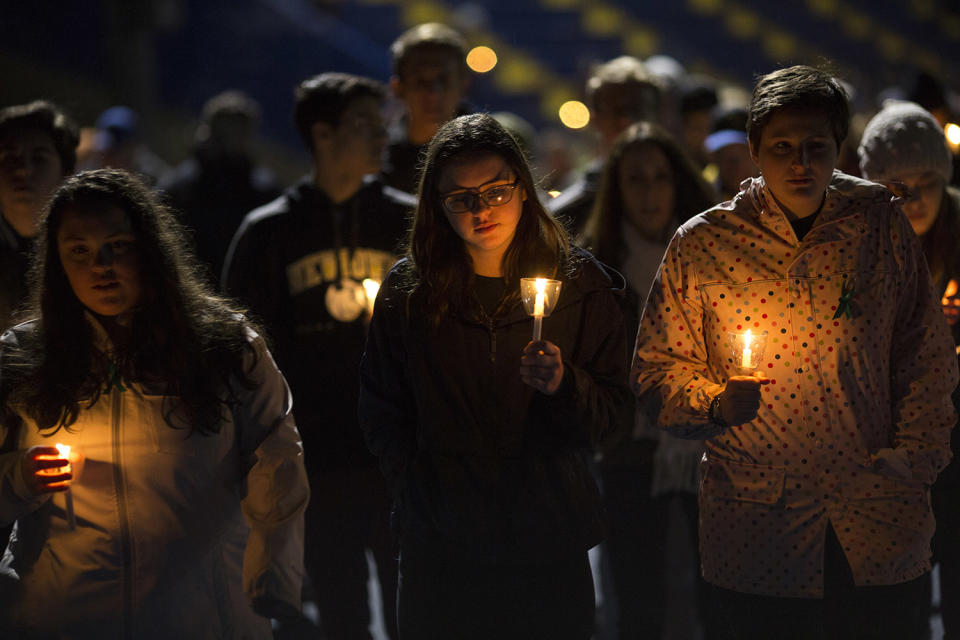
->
<box><xmin>582</xmin><ymin>121</ymin><xmax>717</xmax><ymax>266</ymax></box>
<box><xmin>2</xmin><ymin>169</ymin><xmax>260</xmax><ymax>435</ymax></box>
<box><xmin>405</xmin><ymin>113</ymin><xmax>569</xmax><ymax>325</ymax></box>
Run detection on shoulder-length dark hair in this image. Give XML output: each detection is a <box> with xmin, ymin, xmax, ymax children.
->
<box><xmin>582</xmin><ymin>121</ymin><xmax>717</xmax><ymax>265</ymax></box>
<box><xmin>4</xmin><ymin>169</ymin><xmax>260</xmax><ymax>435</ymax></box>
<box><xmin>405</xmin><ymin>113</ymin><xmax>569</xmax><ymax>325</ymax></box>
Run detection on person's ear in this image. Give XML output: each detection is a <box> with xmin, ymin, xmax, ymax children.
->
<box><xmin>749</xmin><ymin>139</ymin><xmax>760</xmax><ymax>166</ymax></box>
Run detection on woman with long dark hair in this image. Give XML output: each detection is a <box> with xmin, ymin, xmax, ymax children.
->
<box><xmin>581</xmin><ymin>120</ymin><xmax>718</xmax><ymax>639</ymax></box>
<box><xmin>0</xmin><ymin>169</ymin><xmax>308</xmax><ymax>637</ymax></box>
<box><xmin>359</xmin><ymin>114</ymin><xmax>630</xmax><ymax>639</ymax></box>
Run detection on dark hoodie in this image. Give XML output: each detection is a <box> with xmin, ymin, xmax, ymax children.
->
<box><xmin>359</xmin><ymin>248</ymin><xmax>630</xmax><ymax>562</ymax></box>
<box><xmin>223</xmin><ymin>175</ymin><xmax>415</xmax><ymax>473</ymax></box>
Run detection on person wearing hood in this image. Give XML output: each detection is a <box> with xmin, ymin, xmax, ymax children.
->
<box><xmin>633</xmin><ymin>66</ymin><xmax>957</xmax><ymax>639</ymax></box>
<box><xmin>359</xmin><ymin>113</ymin><xmax>630</xmax><ymax>639</ymax></box>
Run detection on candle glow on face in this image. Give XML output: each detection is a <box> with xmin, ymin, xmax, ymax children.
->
<box><xmin>362</xmin><ymin>278</ymin><xmax>381</xmax><ymax>315</ymax></box>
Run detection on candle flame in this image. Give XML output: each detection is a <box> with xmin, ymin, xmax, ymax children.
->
<box><xmin>534</xmin><ymin>278</ymin><xmax>546</xmax><ymax>317</ymax></box>
<box><xmin>943</xmin><ymin>279</ymin><xmax>958</xmax><ymax>305</ymax></box>
<box><xmin>55</xmin><ymin>443</ymin><xmax>71</xmax><ymax>458</ymax></box>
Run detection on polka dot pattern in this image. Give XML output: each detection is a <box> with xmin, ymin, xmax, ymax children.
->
<box><xmin>632</xmin><ymin>173</ymin><xmax>959</xmax><ymax>597</ymax></box>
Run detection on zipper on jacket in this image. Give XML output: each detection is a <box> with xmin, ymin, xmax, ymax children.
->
<box><xmin>110</xmin><ymin>388</ymin><xmax>134</xmax><ymax>639</ymax></box>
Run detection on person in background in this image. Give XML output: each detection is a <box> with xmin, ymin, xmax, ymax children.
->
<box><xmin>78</xmin><ymin>105</ymin><xmax>168</xmax><ymax>185</ymax></box>
<box><xmin>0</xmin><ymin>169</ymin><xmax>308</xmax><ymax>637</ymax></box>
<box><xmin>159</xmin><ymin>90</ymin><xmax>279</xmax><ymax>284</ymax></box>
<box><xmin>704</xmin><ymin>105</ymin><xmax>757</xmax><ymax>201</ymax></box>
<box><xmin>382</xmin><ymin>22</ymin><xmax>471</xmax><ymax>195</ymax></box>
<box><xmin>678</xmin><ymin>76</ymin><xmax>719</xmax><ymax>170</ymax></box>
<box><xmin>223</xmin><ymin>72</ymin><xmax>412</xmax><ymax>640</ymax></box>
<box><xmin>0</xmin><ymin>100</ymin><xmax>78</xmax><ymax>330</ymax></box>
<box><xmin>634</xmin><ymin>65</ymin><xmax>957</xmax><ymax>639</ymax></box>
<box><xmin>858</xmin><ymin>100</ymin><xmax>960</xmax><ymax>639</ymax></box>
<box><xmin>581</xmin><ymin>120</ymin><xmax>717</xmax><ymax>639</ymax></box>
<box><xmin>359</xmin><ymin>113</ymin><xmax>630</xmax><ymax>639</ymax></box>
<box><xmin>550</xmin><ymin>56</ymin><xmax>662</xmax><ymax>237</ymax></box>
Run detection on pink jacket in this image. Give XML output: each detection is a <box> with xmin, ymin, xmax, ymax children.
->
<box><xmin>633</xmin><ymin>172</ymin><xmax>958</xmax><ymax>598</ymax></box>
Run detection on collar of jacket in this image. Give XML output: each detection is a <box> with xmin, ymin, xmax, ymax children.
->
<box><xmin>738</xmin><ymin>171</ymin><xmax>881</xmax><ymax>251</ymax></box>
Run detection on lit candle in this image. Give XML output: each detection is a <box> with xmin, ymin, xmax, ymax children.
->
<box><xmin>54</xmin><ymin>443</ymin><xmax>76</xmax><ymax>531</ymax></box>
<box><xmin>533</xmin><ymin>278</ymin><xmax>546</xmax><ymax>342</ymax></box>
<box><xmin>362</xmin><ymin>278</ymin><xmax>381</xmax><ymax>316</ymax></box>
<box><xmin>741</xmin><ymin>329</ymin><xmax>753</xmax><ymax>370</ymax></box>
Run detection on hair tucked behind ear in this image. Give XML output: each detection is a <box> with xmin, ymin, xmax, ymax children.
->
<box><xmin>2</xmin><ymin>169</ymin><xmax>263</xmax><ymax>436</ymax></box>
<box><xmin>404</xmin><ymin>113</ymin><xmax>569</xmax><ymax>326</ymax></box>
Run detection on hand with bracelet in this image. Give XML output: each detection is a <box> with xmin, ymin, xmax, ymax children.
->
<box><xmin>710</xmin><ymin>373</ymin><xmax>771</xmax><ymax>427</ymax></box>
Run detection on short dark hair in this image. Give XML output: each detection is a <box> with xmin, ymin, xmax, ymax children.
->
<box><xmin>747</xmin><ymin>65</ymin><xmax>850</xmax><ymax>151</ymax></box>
<box><xmin>0</xmin><ymin>100</ymin><xmax>79</xmax><ymax>174</ymax></box>
<box><xmin>390</xmin><ymin>22</ymin><xmax>468</xmax><ymax>78</ymax></box>
<box><xmin>202</xmin><ymin>90</ymin><xmax>261</xmax><ymax>125</ymax></box>
<box><xmin>292</xmin><ymin>73</ymin><xmax>385</xmax><ymax>150</ymax></box>
<box><xmin>585</xmin><ymin>56</ymin><xmax>661</xmax><ymax>117</ymax></box>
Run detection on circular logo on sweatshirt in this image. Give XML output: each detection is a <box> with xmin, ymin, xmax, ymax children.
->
<box><xmin>325</xmin><ymin>279</ymin><xmax>367</xmax><ymax>322</ymax></box>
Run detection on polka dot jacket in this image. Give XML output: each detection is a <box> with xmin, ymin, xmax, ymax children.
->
<box><xmin>632</xmin><ymin>171</ymin><xmax>959</xmax><ymax>598</ymax></box>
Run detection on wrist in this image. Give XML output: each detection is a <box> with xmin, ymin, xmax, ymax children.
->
<box><xmin>709</xmin><ymin>393</ymin><xmax>728</xmax><ymax>429</ymax></box>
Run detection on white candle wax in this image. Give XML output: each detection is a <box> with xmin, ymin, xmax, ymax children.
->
<box><xmin>741</xmin><ymin>329</ymin><xmax>753</xmax><ymax>369</ymax></box>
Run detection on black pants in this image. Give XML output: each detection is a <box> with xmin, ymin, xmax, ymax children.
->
<box><xmin>710</xmin><ymin>524</ymin><xmax>929</xmax><ymax>640</ymax></box>
<box><xmin>397</xmin><ymin>545</ymin><xmax>595</xmax><ymax>640</ymax></box>
<box><xmin>304</xmin><ymin>465</ymin><xmax>399</xmax><ymax>640</ymax></box>
<box><xmin>933</xmin><ymin>482</ymin><xmax>960</xmax><ymax>639</ymax></box>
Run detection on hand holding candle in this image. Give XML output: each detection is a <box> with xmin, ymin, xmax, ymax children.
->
<box><xmin>22</xmin><ymin>444</ymin><xmax>72</xmax><ymax>494</ymax></box>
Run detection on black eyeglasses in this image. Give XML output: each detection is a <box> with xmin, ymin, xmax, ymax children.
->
<box><xmin>441</xmin><ymin>179</ymin><xmax>520</xmax><ymax>214</ymax></box>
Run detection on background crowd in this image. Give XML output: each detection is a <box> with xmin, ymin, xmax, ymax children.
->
<box><xmin>2</xmin><ymin>2</ymin><xmax>960</xmax><ymax>639</ymax></box>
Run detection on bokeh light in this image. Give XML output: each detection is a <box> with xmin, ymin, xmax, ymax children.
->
<box><xmin>466</xmin><ymin>46</ymin><xmax>498</xmax><ymax>73</ymax></box>
<box><xmin>946</xmin><ymin>123</ymin><xmax>960</xmax><ymax>146</ymax></box>
<box><xmin>558</xmin><ymin>100</ymin><xmax>590</xmax><ymax>129</ymax></box>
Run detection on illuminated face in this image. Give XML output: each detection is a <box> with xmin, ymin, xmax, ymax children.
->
<box><xmin>394</xmin><ymin>48</ymin><xmax>467</xmax><ymax>135</ymax></box>
<box><xmin>0</xmin><ymin>128</ymin><xmax>64</xmax><ymax>233</ymax></box>
<box><xmin>618</xmin><ymin>143</ymin><xmax>675</xmax><ymax>240</ymax></box>
<box><xmin>750</xmin><ymin>108</ymin><xmax>839</xmax><ymax>219</ymax></box>
<box><xmin>882</xmin><ymin>170</ymin><xmax>945</xmax><ymax>237</ymax></box>
<box><xmin>438</xmin><ymin>152</ymin><xmax>525</xmax><ymax>274</ymax></box>
<box><xmin>330</xmin><ymin>96</ymin><xmax>387</xmax><ymax>177</ymax></box>
<box><xmin>58</xmin><ymin>205</ymin><xmax>142</xmax><ymax>322</ymax></box>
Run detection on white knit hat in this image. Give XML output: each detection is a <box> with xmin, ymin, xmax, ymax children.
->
<box><xmin>858</xmin><ymin>100</ymin><xmax>952</xmax><ymax>182</ymax></box>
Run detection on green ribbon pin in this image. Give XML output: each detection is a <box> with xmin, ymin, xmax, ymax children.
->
<box><xmin>106</xmin><ymin>360</ymin><xmax>127</xmax><ymax>393</ymax></box>
<box><xmin>833</xmin><ymin>276</ymin><xmax>860</xmax><ymax>320</ymax></box>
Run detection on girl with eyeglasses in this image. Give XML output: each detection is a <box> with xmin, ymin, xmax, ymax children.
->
<box><xmin>359</xmin><ymin>113</ymin><xmax>630</xmax><ymax>639</ymax></box>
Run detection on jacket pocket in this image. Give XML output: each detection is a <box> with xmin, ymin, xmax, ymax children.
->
<box><xmin>702</xmin><ymin>457</ymin><xmax>786</xmax><ymax>505</ymax></box>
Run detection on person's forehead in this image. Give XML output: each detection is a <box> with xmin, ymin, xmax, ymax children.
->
<box><xmin>342</xmin><ymin>95</ymin><xmax>383</xmax><ymax>116</ymax></box>
<box><xmin>400</xmin><ymin>47</ymin><xmax>463</xmax><ymax>79</ymax></box>
<box><xmin>0</xmin><ymin>127</ymin><xmax>57</xmax><ymax>151</ymax></box>
<box><xmin>59</xmin><ymin>205</ymin><xmax>133</xmax><ymax>238</ymax></box>
<box><xmin>438</xmin><ymin>153</ymin><xmax>510</xmax><ymax>190</ymax></box>
<box><xmin>761</xmin><ymin>108</ymin><xmax>833</xmax><ymax>138</ymax></box>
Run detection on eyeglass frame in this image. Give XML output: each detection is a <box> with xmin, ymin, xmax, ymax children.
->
<box><xmin>439</xmin><ymin>178</ymin><xmax>522</xmax><ymax>214</ymax></box>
